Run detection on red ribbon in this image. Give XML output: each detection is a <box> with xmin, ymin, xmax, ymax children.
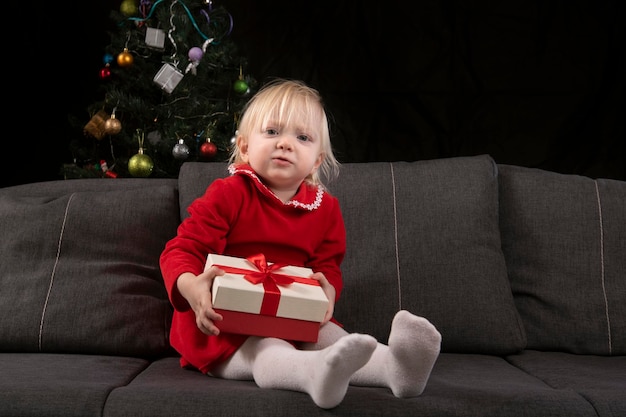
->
<box><xmin>213</xmin><ymin>253</ymin><xmax>319</xmax><ymax>316</ymax></box>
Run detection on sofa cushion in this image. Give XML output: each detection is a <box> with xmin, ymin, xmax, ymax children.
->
<box><xmin>177</xmin><ymin>162</ymin><xmax>230</xmax><ymax>220</ymax></box>
<box><xmin>506</xmin><ymin>350</ymin><xmax>626</xmax><ymax>417</ymax></box>
<box><xmin>498</xmin><ymin>166</ymin><xmax>626</xmax><ymax>355</ymax></box>
<box><xmin>177</xmin><ymin>156</ymin><xmax>526</xmax><ymax>354</ymax></box>
<box><xmin>0</xmin><ymin>179</ymin><xmax>179</xmax><ymax>358</ymax></box>
<box><xmin>330</xmin><ymin>156</ymin><xmax>525</xmax><ymax>354</ymax></box>
<box><xmin>0</xmin><ymin>353</ymin><xmax>149</xmax><ymax>417</ymax></box>
<box><xmin>102</xmin><ymin>354</ymin><xmax>597</xmax><ymax>417</ymax></box>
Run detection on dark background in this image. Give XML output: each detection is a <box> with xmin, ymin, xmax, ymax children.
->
<box><xmin>6</xmin><ymin>0</ymin><xmax>624</xmax><ymax>188</ymax></box>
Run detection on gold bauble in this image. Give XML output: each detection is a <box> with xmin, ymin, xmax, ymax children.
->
<box><xmin>117</xmin><ymin>48</ymin><xmax>134</xmax><ymax>67</ymax></box>
<box><xmin>128</xmin><ymin>149</ymin><xmax>154</xmax><ymax>177</ymax></box>
<box><xmin>104</xmin><ymin>117</ymin><xmax>122</xmax><ymax>135</ymax></box>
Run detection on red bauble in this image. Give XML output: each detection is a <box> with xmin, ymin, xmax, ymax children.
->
<box><xmin>200</xmin><ymin>141</ymin><xmax>217</xmax><ymax>159</ymax></box>
<box><xmin>100</xmin><ymin>66</ymin><xmax>111</xmax><ymax>80</ymax></box>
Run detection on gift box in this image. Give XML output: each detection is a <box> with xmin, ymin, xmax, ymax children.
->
<box><xmin>205</xmin><ymin>253</ymin><xmax>329</xmax><ymax>342</ymax></box>
<box><xmin>145</xmin><ymin>27</ymin><xmax>165</xmax><ymax>50</ymax></box>
<box><xmin>83</xmin><ymin>110</ymin><xmax>108</xmax><ymax>140</ymax></box>
<box><xmin>153</xmin><ymin>63</ymin><xmax>184</xmax><ymax>94</ymax></box>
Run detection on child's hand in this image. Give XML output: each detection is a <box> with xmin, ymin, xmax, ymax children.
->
<box><xmin>176</xmin><ymin>266</ymin><xmax>225</xmax><ymax>336</ymax></box>
<box><xmin>309</xmin><ymin>272</ymin><xmax>336</xmax><ymax>325</ymax></box>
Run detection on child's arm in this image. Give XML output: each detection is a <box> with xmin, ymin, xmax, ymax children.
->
<box><xmin>176</xmin><ymin>266</ymin><xmax>225</xmax><ymax>335</ymax></box>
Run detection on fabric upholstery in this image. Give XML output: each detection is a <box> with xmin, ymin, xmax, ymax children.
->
<box><xmin>0</xmin><ymin>180</ymin><xmax>179</xmax><ymax>357</ymax></box>
<box><xmin>1</xmin><ymin>158</ymin><xmax>624</xmax><ymax>417</ymax></box>
<box><xmin>332</xmin><ymin>156</ymin><xmax>525</xmax><ymax>354</ymax></box>
<box><xmin>0</xmin><ymin>353</ymin><xmax>149</xmax><ymax>417</ymax></box>
<box><xmin>102</xmin><ymin>354</ymin><xmax>596</xmax><ymax>417</ymax></box>
<box><xmin>177</xmin><ymin>162</ymin><xmax>230</xmax><ymax>220</ymax></box>
<box><xmin>506</xmin><ymin>350</ymin><xmax>626</xmax><ymax>416</ymax></box>
<box><xmin>499</xmin><ymin>166</ymin><xmax>626</xmax><ymax>355</ymax></box>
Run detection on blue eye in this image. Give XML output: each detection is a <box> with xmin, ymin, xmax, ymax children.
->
<box><xmin>297</xmin><ymin>134</ymin><xmax>310</xmax><ymax>142</ymax></box>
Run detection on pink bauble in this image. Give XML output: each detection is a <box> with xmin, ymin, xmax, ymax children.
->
<box><xmin>188</xmin><ymin>47</ymin><xmax>204</xmax><ymax>62</ymax></box>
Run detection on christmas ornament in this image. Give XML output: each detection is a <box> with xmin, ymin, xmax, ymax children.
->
<box><xmin>153</xmin><ymin>63</ymin><xmax>183</xmax><ymax>93</ymax></box>
<box><xmin>188</xmin><ymin>47</ymin><xmax>204</xmax><ymax>62</ymax></box>
<box><xmin>233</xmin><ymin>78</ymin><xmax>248</xmax><ymax>95</ymax></box>
<box><xmin>120</xmin><ymin>0</ymin><xmax>138</xmax><ymax>17</ymax></box>
<box><xmin>233</xmin><ymin>66</ymin><xmax>249</xmax><ymax>94</ymax></box>
<box><xmin>145</xmin><ymin>27</ymin><xmax>165</xmax><ymax>50</ymax></box>
<box><xmin>103</xmin><ymin>53</ymin><xmax>115</xmax><ymax>65</ymax></box>
<box><xmin>84</xmin><ymin>110</ymin><xmax>109</xmax><ymax>140</ymax></box>
<box><xmin>146</xmin><ymin>130</ymin><xmax>162</xmax><ymax>145</ymax></box>
<box><xmin>172</xmin><ymin>139</ymin><xmax>190</xmax><ymax>160</ymax></box>
<box><xmin>200</xmin><ymin>139</ymin><xmax>217</xmax><ymax>159</ymax></box>
<box><xmin>104</xmin><ymin>117</ymin><xmax>121</xmax><ymax>135</ymax></box>
<box><xmin>100</xmin><ymin>53</ymin><xmax>114</xmax><ymax>80</ymax></box>
<box><xmin>128</xmin><ymin>130</ymin><xmax>154</xmax><ymax>177</ymax></box>
<box><xmin>128</xmin><ymin>149</ymin><xmax>154</xmax><ymax>177</ymax></box>
<box><xmin>98</xmin><ymin>160</ymin><xmax>118</xmax><ymax>178</ymax></box>
<box><xmin>229</xmin><ymin>129</ymin><xmax>239</xmax><ymax>150</ymax></box>
<box><xmin>104</xmin><ymin>108</ymin><xmax>122</xmax><ymax>135</ymax></box>
<box><xmin>99</xmin><ymin>66</ymin><xmax>111</xmax><ymax>80</ymax></box>
<box><xmin>185</xmin><ymin>39</ymin><xmax>213</xmax><ymax>75</ymax></box>
<box><xmin>117</xmin><ymin>48</ymin><xmax>134</xmax><ymax>67</ymax></box>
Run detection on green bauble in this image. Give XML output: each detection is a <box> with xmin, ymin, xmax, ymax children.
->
<box><xmin>128</xmin><ymin>149</ymin><xmax>154</xmax><ymax>177</ymax></box>
<box><xmin>233</xmin><ymin>79</ymin><xmax>249</xmax><ymax>94</ymax></box>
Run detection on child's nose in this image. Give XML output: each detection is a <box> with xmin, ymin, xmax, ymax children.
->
<box><xmin>276</xmin><ymin>135</ymin><xmax>294</xmax><ymax>150</ymax></box>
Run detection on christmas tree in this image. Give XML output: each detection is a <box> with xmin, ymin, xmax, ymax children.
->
<box><xmin>64</xmin><ymin>0</ymin><xmax>255</xmax><ymax>179</ymax></box>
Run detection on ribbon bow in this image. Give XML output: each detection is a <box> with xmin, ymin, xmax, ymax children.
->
<box><xmin>243</xmin><ymin>254</ymin><xmax>291</xmax><ymax>315</ymax></box>
<box><xmin>243</xmin><ymin>253</ymin><xmax>293</xmax><ymax>286</ymax></box>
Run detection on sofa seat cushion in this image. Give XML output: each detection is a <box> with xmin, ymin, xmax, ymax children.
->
<box><xmin>101</xmin><ymin>354</ymin><xmax>597</xmax><ymax>417</ymax></box>
<box><xmin>506</xmin><ymin>350</ymin><xmax>626</xmax><ymax>417</ymax></box>
<box><xmin>499</xmin><ymin>166</ymin><xmax>626</xmax><ymax>355</ymax></box>
<box><xmin>0</xmin><ymin>179</ymin><xmax>179</xmax><ymax>358</ymax></box>
<box><xmin>0</xmin><ymin>353</ymin><xmax>149</xmax><ymax>417</ymax></box>
<box><xmin>104</xmin><ymin>357</ymin><xmax>316</xmax><ymax>417</ymax></box>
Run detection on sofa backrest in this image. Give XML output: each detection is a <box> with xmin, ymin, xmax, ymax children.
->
<box><xmin>2</xmin><ymin>155</ymin><xmax>621</xmax><ymax>360</ymax></box>
<box><xmin>0</xmin><ymin>178</ymin><xmax>179</xmax><ymax>358</ymax></box>
<box><xmin>178</xmin><ymin>155</ymin><xmax>527</xmax><ymax>355</ymax></box>
<box><xmin>498</xmin><ymin>165</ymin><xmax>626</xmax><ymax>356</ymax></box>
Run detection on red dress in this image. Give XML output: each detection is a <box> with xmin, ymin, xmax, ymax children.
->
<box><xmin>159</xmin><ymin>164</ymin><xmax>346</xmax><ymax>373</ymax></box>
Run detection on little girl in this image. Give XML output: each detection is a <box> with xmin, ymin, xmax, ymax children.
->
<box><xmin>159</xmin><ymin>78</ymin><xmax>441</xmax><ymax>409</ymax></box>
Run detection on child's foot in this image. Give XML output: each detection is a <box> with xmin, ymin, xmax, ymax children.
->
<box><xmin>387</xmin><ymin>310</ymin><xmax>441</xmax><ymax>397</ymax></box>
<box><xmin>309</xmin><ymin>333</ymin><xmax>377</xmax><ymax>408</ymax></box>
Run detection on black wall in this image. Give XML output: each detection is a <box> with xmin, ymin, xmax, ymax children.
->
<box><xmin>6</xmin><ymin>0</ymin><xmax>623</xmax><ymax>188</ymax></box>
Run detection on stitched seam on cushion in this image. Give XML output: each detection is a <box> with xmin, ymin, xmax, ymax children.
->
<box><xmin>594</xmin><ymin>180</ymin><xmax>611</xmax><ymax>355</ymax></box>
<box><xmin>38</xmin><ymin>193</ymin><xmax>74</xmax><ymax>351</ymax></box>
<box><xmin>390</xmin><ymin>163</ymin><xmax>402</xmax><ymax>309</ymax></box>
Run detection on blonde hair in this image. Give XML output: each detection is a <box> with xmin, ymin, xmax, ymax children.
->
<box><xmin>229</xmin><ymin>78</ymin><xmax>340</xmax><ymax>186</ymax></box>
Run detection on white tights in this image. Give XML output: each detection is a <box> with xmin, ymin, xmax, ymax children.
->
<box><xmin>209</xmin><ymin>310</ymin><xmax>441</xmax><ymax>409</ymax></box>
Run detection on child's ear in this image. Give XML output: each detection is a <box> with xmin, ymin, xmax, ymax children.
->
<box><xmin>311</xmin><ymin>152</ymin><xmax>324</xmax><ymax>174</ymax></box>
<box><xmin>237</xmin><ymin>136</ymin><xmax>249</xmax><ymax>163</ymax></box>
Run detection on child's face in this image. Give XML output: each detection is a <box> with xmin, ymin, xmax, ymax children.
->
<box><xmin>238</xmin><ymin>119</ymin><xmax>324</xmax><ymax>196</ymax></box>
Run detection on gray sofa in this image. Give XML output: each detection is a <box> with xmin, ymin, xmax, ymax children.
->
<box><xmin>1</xmin><ymin>154</ymin><xmax>624</xmax><ymax>417</ymax></box>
